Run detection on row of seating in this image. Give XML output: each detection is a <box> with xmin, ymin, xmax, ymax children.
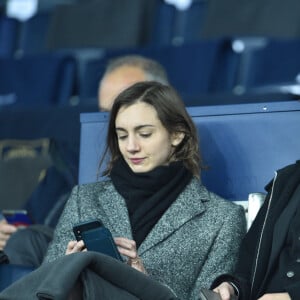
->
<box><xmin>3</xmin><ymin>0</ymin><xmax>300</xmax><ymax>58</ymax></box>
<box><xmin>79</xmin><ymin>100</ymin><xmax>300</xmax><ymax>201</ymax></box>
<box><xmin>0</xmin><ymin>0</ymin><xmax>208</xmax><ymax>57</ymax></box>
<box><xmin>1</xmin><ymin>37</ymin><xmax>300</xmax><ymax>108</ymax></box>
<box><xmin>0</xmin><ymin>52</ymin><xmax>76</xmax><ymax>107</ymax></box>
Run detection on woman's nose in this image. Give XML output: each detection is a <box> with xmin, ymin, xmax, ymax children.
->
<box><xmin>126</xmin><ymin>136</ymin><xmax>140</xmax><ymax>152</ymax></box>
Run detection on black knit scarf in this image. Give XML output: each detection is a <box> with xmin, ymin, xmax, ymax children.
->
<box><xmin>110</xmin><ymin>158</ymin><xmax>193</xmax><ymax>248</ymax></box>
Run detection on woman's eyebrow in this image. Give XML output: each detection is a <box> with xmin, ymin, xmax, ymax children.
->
<box><xmin>135</xmin><ymin>125</ymin><xmax>155</xmax><ymax>130</ymax></box>
<box><xmin>116</xmin><ymin>125</ymin><xmax>155</xmax><ymax>131</ymax></box>
<box><xmin>115</xmin><ymin>127</ymin><xmax>127</xmax><ymax>132</ymax></box>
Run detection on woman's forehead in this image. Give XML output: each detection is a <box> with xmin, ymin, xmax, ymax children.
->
<box><xmin>117</xmin><ymin>102</ymin><xmax>157</xmax><ymax>120</ymax></box>
<box><xmin>115</xmin><ymin>102</ymin><xmax>164</xmax><ymax>131</ymax></box>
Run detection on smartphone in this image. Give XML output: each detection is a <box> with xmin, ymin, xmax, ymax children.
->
<box><xmin>73</xmin><ymin>219</ymin><xmax>103</xmax><ymax>241</ymax></box>
<box><xmin>2</xmin><ymin>209</ymin><xmax>32</xmax><ymax>227</ymax></box>
<box><xmin>73</xmin><ymin>219</ymin><xmax>123</xmax><ymax>261</ymax></box>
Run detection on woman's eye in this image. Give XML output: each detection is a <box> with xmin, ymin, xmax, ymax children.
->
<box><xmin>117</xmin><ymin>135</ymin><xmax>127</xmax><ymax>140</ymax></box>
<box><xmin>140</xmin><ymin>133</ymin><xmax>152</xmax><ymax>138</ymax></box>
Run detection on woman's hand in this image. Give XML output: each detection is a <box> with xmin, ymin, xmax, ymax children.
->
<box><xmin>258</xmin><ymin>293</ymin><xmax>291</xmax><ymax>300</ymax></box>
<box><xmin>114</xmin><ymin>237</ymin><xmax>147</xmax><ymax>274</ymax></box>
<box><xmin>65</xmin><ymin>240</ymin><xmax>86</xmax><ymax>255</ymax></box>
<box><xmin>0</xmin><ymin>219</ymin><xmax>17</xmax><ymax>250</ymax></box>
<box><xmin>212</xmin><ymin>282</ymin><xmax>235</xmax><ymax>300</ymax></box>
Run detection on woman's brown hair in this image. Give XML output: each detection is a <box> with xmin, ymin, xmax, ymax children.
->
<box><xmin>100</xmin><ymin>81</ymin><xmax>203</xmax><ymax>178</ymax></box>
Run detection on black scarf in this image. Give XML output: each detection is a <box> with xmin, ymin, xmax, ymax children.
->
<box><xmin>110</xmin><ymin>158</ymin><xmax>193</xmax><ymax>248</ymax></box>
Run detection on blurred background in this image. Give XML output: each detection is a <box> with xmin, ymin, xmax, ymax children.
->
<box><xmin>1</xmin><ymin>0</ymin><xmax>300</xmax><ymax>211</ymax></box>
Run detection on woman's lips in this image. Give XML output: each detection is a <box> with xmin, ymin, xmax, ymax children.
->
<box><xmin>129</xmin><ymin>158</ymin><xmax>144</xmax><ymax>164</ymax></box>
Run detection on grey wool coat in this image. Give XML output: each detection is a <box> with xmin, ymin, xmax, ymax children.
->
<box><xmin>44</xmin><ymin>178</ymin><xmax>246</xmax><ymax>300</ymax></box>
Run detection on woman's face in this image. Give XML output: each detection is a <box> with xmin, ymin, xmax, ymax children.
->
<box><xmin>115</xmin><ymin>102</ymin><xmax>181</xmax><ymax>173</ymax></box>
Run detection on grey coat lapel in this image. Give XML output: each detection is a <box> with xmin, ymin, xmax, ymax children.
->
<box><xmin>139</xmin><ymin>179</ymin><xmax>208</xmax><ymax>254</ymax></box>
<box><xmin>99</xmin><ymin>183</ymin><xmax>133</xmax><ymax>239</ymax></box>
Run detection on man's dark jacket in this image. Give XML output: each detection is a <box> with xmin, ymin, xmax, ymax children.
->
<box><xmin>212</xmin><ymin>160</ymin><xmax>300</xmax><ymax>300</ymax></box>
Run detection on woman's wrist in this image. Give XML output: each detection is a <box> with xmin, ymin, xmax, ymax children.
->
<box><xmin>127</xmin><ymin>256</ymin><xmax>147</xmax><ymax>274</ymax></box>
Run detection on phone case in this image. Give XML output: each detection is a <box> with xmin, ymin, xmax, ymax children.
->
<box><xmin>73</xmin><ymin>219</ymin><xmax>103</xmax><ymax>241</ymax></box>
<box><xmin>81</xmin><ymin>227</ymin><xmax>123</xmax><ymax>261</ymax></box>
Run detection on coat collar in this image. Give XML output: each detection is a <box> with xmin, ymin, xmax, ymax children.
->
<box><xmin>139</xmin><ymin>179</ymin><xmax>208</xmax><ymax>254</ymax></box>
<box><xmin>98</xmin><ymin>179</ymin><xmax>208</xmax><ymax>254</ymax></box>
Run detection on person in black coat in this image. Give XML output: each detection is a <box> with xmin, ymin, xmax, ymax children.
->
<box><xmin>210</xmin><ymin>160</ymin><xmax>300</xmax><ymax>300</ymax></box>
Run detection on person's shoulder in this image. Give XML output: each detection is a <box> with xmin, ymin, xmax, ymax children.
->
<box><xmin>187</xmin><ymin>178</ymin><xmax>223</xmax><ymax>201</ymax></box>
<box><xmin>190</xmin><ymin>178</ymin><xmax>243</xmax><ymax>210</ymax></box>
<box><xmin>209</xmin><ymin>190</ymin><xmax>244</xmax><ymax>214</ymax></box>
<box><xmin>277</xmin><ymin>160</ymin><xmax>300</xmax><ymax>177</ymax></box>
<box><xmin>184</xmin><ymin>178</ymin><xmax>241</xmax><ymax>204</ymax></box>
<box><xmin>186</xmin><ymin>179</ymin><xmax>246</xmax><ymax>230</ymax></box>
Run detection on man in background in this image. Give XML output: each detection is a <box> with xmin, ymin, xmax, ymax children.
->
<box><xmin>98</xmin><ymin>55</ymin><xmax>168</xmax><ymax>111</ymax></box>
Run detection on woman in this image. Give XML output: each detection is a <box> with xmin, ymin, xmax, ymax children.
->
<box><xmin>44</xmin><ymin>81</ymin><xmax>246</xmax><ymax>300</ymax></box>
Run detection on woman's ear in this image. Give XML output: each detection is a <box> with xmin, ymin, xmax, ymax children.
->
<box><xmin>171</xmin><ymin>132</ymin><xmax>185</xmax><ymax>147</ymax></box>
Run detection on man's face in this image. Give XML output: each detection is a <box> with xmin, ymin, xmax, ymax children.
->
<box><xmin>98</xmin><ymin>65</ymin><xmax>147</xmax><ymax>111</ymax></box>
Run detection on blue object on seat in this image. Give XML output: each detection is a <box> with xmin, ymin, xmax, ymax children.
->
<box><xmin>0</xmin><ymin>53</ymin><xmax>76</xmax><ymax>107</ymax></box>
<box><xmin>0</xmin><ymin>264</ymin><xmax>34</xmax><ymax>292</ymax></box>
<box><xmin>0</xmin><ymin>15</ymin><xmax>19</xmax><ymax>58</ymax></box>
<box><xmin>79</xmin><ymin>100</ymin><xmax>300</xmax><ymax>201</ymax></box>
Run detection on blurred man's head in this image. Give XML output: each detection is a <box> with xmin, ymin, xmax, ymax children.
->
<box><xmin>98</xmin><ymin>55</ymin><xmax>169</xmax><ymax>111</ymax></box>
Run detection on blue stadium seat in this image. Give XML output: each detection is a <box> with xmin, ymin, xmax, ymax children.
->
<box><xmin>79</xmin><ymin>100</ymin><xmax>300</xmax><ymax>201</ymax></box>
<box><xmin>224</xmin><ymin>37</ymin><xmax>300</xmax><ymax>98</ymax></box>
<box><xmin>243</xmin><ymin>38</ymin><xmax>300</xmax><ymax>95</ymax></box>
<box><xmin>150</xmin><ymin>0</ymin><xmax>209</xmax><ymax>46</ymax></box>
<box><xmin>0</xmin><ymin>15</ymin><xmax>19</xmax><ymax>58</ymax></box>
<box><xmin>17</xmin><ymin>12</ymin><xmax>51</xmax><ymax>56</ymax></box>
<box><xmin>0</xmin><ymin>53</ymin><xmax>76</xmax><ymax>107</ymax></box>
<box><xmin>229</xmin><ymin>37</ymin><xmax>268</xmax><ymax>95</ymax></box>
<box><xmin>46</xmin><ymin>1</ymin><xmax>153</xmax><ymax>50</ymax></box>
<box><xmin>0</xmin><ymin>264</ymin><xmax>34</xmax><ymax>292</ymax></box>
<box><xmin>74</xmin><ymin>48</ymin><xmax>107</xmax><ymax>104</ymax></box>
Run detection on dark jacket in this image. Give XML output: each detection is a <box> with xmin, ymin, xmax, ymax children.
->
<box><xmin>212</xmin><ymin>160</ymin><xmax>300</xmax><ymax>300</ymax></box>
<box><xmin>0</xmin><ymin>251</ymin><xmax>178</xmax><ymax>300</ymax></box>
